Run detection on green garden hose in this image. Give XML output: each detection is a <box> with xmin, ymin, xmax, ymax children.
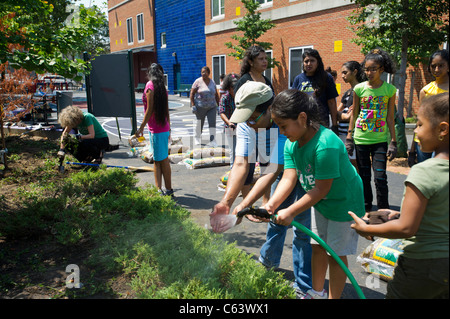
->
<box><xmin>237</xmin><ymin>207</ymin><xmax>366</xmax><ymax>299</ymax></box>
<box><xmin>288</xmin><ymin>218</ymin><xmax>366</xmax><ymax>299</ymax></box>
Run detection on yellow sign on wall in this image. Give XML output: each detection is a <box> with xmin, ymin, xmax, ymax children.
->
<box><xmin>335</xmin><ymin>83</ymin><xmax>341</xmax><ymax>95</ymax></box>
<box><xmin>334</xmin><ymin>40</ymin><xmax>342</xmax><ymax>52</ymax></box>
<box><xmin>236</xmin><ymin>7</ymin><xmax>241</xmax><ymax>16</ymax></box>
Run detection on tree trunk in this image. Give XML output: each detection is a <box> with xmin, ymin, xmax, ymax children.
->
<box><xmin>0</xmin><ymin>103</ymin><xmax>7</xmax><ymax>169</ymax></box>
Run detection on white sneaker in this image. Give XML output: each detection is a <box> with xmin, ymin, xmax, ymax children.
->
<box><xmin>194</xmin><ymin>137</ymin><xmax>201</xmax><ymax>146</ymax></box>
<box><xmin>301</xmin><ymin>289</ymin><xmax>328</xmax><ymax>299</ymax></box>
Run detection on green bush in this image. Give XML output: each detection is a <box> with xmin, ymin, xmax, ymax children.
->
<box><xmin>1</xmin><ymin>167</ymin><xmax>295</xmax><ymax>299</ymax></box>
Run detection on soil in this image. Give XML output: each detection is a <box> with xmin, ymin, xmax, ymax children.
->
<box><xmin>0</xmin><ymin>135</ymin><xmax>135</xmax><ymax>299</ymax></box>
<box><xmin>0</xmin><ymin>135</ymin><xmax>410</xmax><ymax>299</ymax></box>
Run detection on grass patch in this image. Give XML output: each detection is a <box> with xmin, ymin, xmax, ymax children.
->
<box><xmin>1</xmin><ymin>149</ymin><xmax>294</xmax><ymax>299</ymax></box>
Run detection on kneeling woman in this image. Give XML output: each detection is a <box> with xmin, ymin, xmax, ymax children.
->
<box><xmin>58</xmin><ymin>105</ymin><xmax>109</xmax><ymax>163</ymax></box>
<box><xmin>265</xmin><ymin>89</ymin><xmax>365</xmax><ymax>299</ymax></box>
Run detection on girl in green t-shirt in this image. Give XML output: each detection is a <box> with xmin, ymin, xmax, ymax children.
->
<box><xmin>266</xmin><ymin>89</ymin><xmax>365</xmax><ymax>299</ymax></box>
<box><xmin>345</xmin><ymin>49</ymin><xmax>397</xmax><ymax>212</ymax></box>
<box><xmin>350</xmin><ymin>93</ymin><xmax>449</xmax><ymax>299</ymax></box>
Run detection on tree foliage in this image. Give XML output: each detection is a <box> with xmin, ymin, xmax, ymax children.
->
<box><xmin>0</xmin><ymin>0</ymin><xmax>108</xmax><ymax>80</ymax></box>
<box><xmin>347</xmin><ymin>0</ymin><xmax>449</xmax><ymax>67</ymax></box>
<box><xmin>347</xmin><ymin>0</ymin><xmax>449</xmax><ymax>119</ymax></box>
<box><xmin>225</xmin><ymin>0</ymin><xmax>279</xmax><ymax>68</ymax></box>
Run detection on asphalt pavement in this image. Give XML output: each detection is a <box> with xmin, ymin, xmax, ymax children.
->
<box><xmin>96</xmin><ymin>93</ymin><xmax>413</xmax><ymax>299</ymax></box>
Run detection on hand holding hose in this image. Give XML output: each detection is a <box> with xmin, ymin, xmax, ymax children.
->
<box><xmin>271</xmin><ymin>208</ymin><xmax>295</xmax><ymax>226</ymax></box>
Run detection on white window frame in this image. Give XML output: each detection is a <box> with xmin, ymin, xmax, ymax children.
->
<box><xmin>289</xmin><ymin>45</ymin><xmax>313</xmax><ymax>88</ymax></box>
<box><xmin>136</xmin><ymin>13</ymin><xmax>144</xmax><ymax>42</ymax></box>
<box><xmin>212</xmin><ymin>55</ymin><xmax>226</xmax><ymax>86</ymax></box>
<box><xmin>126</xmin><ymin>17</ymin><xmax>133</xmax><ymax>44</ymax></box>
<box><xmin>211</xmin><ymin>0</ymin><xmax>225</xmax><ymax>19</ymax></box>
<box><xmin>256</xmin><ymin>0</ymin><xmax>273</xmax><ymax>7</ymax></box>
<box><xmin>160</xmin><ymin>32</ymin><xmax>166</xmax><ymax>48</ymax></box>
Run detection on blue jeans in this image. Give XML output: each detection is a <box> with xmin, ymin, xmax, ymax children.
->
<box><xmin>415</xmin><ymin>143</ymin><xmax>433</xmax><ymax>163</ymax></box>
<box><xmin>258</xmin><ymin>175</ymin><xmax>312</xmax><ymax>293</ymax></box>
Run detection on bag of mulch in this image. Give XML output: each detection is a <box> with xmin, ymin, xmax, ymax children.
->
<box><xmin>141</xmin><ymin>150</ymin><xmax>154</xmax><ymax>164</ymax></box>
<box><xmin>220</xmin><ymin>170</ymin><xmax>231</xmax><ymax>185</ymax></box>
<box><xmin>357</xmin><ymin>238</ymin><xmax>403</xmax><ymax>281</ymax></box>
<box><xmin>169</xmin><ymin>153</ymin><xmax>187</xmax><ymax>164</ymax></box>
<box><xmin>184</xmin><ymin>147</ymin><xmax>230</xmax><ymax>159</ymax></box>
<box><xmin>128</xmin><ymin>136</ymin><xmax>146</xmax><ymax>147</ymax></box>
<box><xmin>169</xmin><ymin>144</ymin><xmax>189</xmax><ymax>155</ymax></box>
<box><xmin>183</xmin><ymin>156</ymin><xmax>230</xmax><ymax>169</ymax></box>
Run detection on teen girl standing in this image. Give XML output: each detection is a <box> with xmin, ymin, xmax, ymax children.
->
<box><xmin>135</xmin><ymin>63</ymin><xmax>173</xmax><ymax>197</ymax></box>
<box><xmin>292</xmin><ymin>48</ymin><xmax>339</xmax><ymax>133</ymax></box>
<box><xmin>346</xmin><ymin>49</ymin><xmax>397</xmax><ymax>212</ymax></box>
<box><xmin>266</xmin><ymin>89</ymin><xmax>365</xmax><ymax>299</ymax></box>
<box><xmin>350</xmin><ymin>93</ymin><xmax>449</xmax><ymax>299</ymax></box>
<box><xmin>338</xmin><ymin>61</ymin><xmax>365</xmax><ymax>168</ymax></box>
<box><xmin>409</xmin><ymin>49</ymin><xmax>449</xmax><ymax>166</ymax></box>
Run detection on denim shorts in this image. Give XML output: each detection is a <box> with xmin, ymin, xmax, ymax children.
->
<box><xmin>310</xmin><ymin>207</ymin><xmax>359</xmax><ymax>256</ymax></box>
<box><xmin>149</xmin><ymin>131</ymin><xmax>170</xmax><ymax>161</ymax></box>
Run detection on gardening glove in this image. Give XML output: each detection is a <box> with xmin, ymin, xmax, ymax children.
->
<box><xmin>345</xmin><ymin>138</ymin><xmax>355</xmax><ymax>156</ymax></box>
<box><xmin>57</xmin><ymin>149</ymin><xmax>65</xmax><ymax>159</ymax></box>
<box><xmin>387</xmin><ymin>141</ymin><xmax>397</xmax><ymax>161</ymax></box>
<box><xmin>407</xmin><ymin>151</ymin><xmax>417</xmax><ymax>167</ymax></box>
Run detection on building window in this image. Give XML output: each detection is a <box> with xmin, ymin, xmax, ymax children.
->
<box><xmin>289</xmin><ymin>45</ymin><xmax>313</xmax><ymax>87</ymax></box>
<box><xmin>256</xmin><ymin>0</ymin><xmax>273</xmax><ymax>5</ymax></box>
<box><xmin>126</xmin><ymin>17</ymin><xmax>133</xmax><ymax>44</ymax></box>
<box><xmin>263</xmin><ymin>50</ymin><xmax>272</xmax><ymax>81</ymax></box>
<box><xmin>160</xmin><ymin>32</ymin><xmax>166</xmax><ymax>48</ymax></box>
<box><xmin>212</xmin><ymin>55</ymin><xmax>226</xmax><ymax>85</ymax></box>
<box><xmin>212</xmin><ymin>0</ymin><xmax>224</xmax><ymax>19</ymax></box>
<box><xmin>137</xmin><ymin>13</ymin><xmax>144</xmax><ymax>42</ymax></box>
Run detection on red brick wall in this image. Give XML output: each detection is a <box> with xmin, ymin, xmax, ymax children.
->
<box><xmin>205</xmin><ymin>1</ymin><xmax>433</xmax><ymax>117</ymax></box>
<box><xmin>108</xmin><ymin>0</ymin><xmax>155</xmax><ymax>53</ymax></box>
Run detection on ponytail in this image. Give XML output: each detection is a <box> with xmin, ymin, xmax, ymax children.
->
<box><xmin>271</xmin><ymin>89</ymin><xmax>324</xmax><ymax>127</ymax></box>
<box><xmin>362</xmin><ymin>48</ymin><xmax>396</xmax><ymax>74</ymax></box>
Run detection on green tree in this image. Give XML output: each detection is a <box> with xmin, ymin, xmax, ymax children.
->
<box><xmin>225</xmin><ymin>0</ymin><xmax>279</xmax><ymax>68</ymax></box>
<box><xmin>347</xmin><ymin>0</ymin><xmax>449</xmax><ymax>120</ymax></box>
<box><xmin>0</xmin><ymin>0</ymin><xmax>108</xmax><ymax>80</ymax></box>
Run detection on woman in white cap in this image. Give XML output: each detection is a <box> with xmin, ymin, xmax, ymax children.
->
<box><xmin>210</xmin><ymin>81</ymin><xmax>312</xmax><ymax>298</ymax></box>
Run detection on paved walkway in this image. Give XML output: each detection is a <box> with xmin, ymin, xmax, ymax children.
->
<box><xmin>98</xmin><ymin>93</ymin><xmax>413</xmax><ymax>299</ymax></box>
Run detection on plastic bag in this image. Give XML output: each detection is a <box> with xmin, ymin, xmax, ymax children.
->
<box><xmin>210</xmin><ymin>214</ymin><xmax>237</xmax><ymax>233</ymax></box>
<box><xmin>357</xmin><ymin>238</ymin><xmax>403</xmax><ymax>281</ymax></box>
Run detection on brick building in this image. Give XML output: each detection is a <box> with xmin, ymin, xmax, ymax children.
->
<box><xmin>107</xmin><ymin>0</ymin><xmax>443</xmax><ymax>116</ymax></box>
<box><xmin>107</xmin><ymin>0</ymin><xmax>156</xmax><ymax>87</ymax></box>
<box><xmin>107</xmin><ymin>0</ymin><xmax>206</xmax><ymax>93</ymax></box>
<box><xmin>154</xmin><ymin>0</ymin><xmax>206</xmax><ymax>93</ymax></box>
<box><xmin>205</xmin><ymin>0</ymin><xmax>439</xmax><ymax>116</ymax></box>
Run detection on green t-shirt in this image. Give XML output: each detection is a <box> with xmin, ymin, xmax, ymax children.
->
<box><xmin>401</xmin><ymin>158</ymin><xmax>449</xmax><ymax>259</ymax></box>
<box><xmin>353</xmin><ymin>81</ymin><xmax>397</xmax><ymax>145</ymax></box>
<box><xmin>284</xmin><ymin>125</ymin><xmax>365</xmax><ymax>222</ymax></box>
<box><xmin>78</xmin><ymin>112</ymin><xmax>108</xmax><ymax>139</ymax></box>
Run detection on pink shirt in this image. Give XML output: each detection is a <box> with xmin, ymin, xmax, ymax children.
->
<box><xmin>142</xmin><ymin>81</ymin><xmax>170</xmax><ymax>133</ymax></box>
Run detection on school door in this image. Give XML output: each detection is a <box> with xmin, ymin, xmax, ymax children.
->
<box><xmin>173</xmin><ymin>63</ymin><xmax>181</xmax><ymax>91</ymax></box>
